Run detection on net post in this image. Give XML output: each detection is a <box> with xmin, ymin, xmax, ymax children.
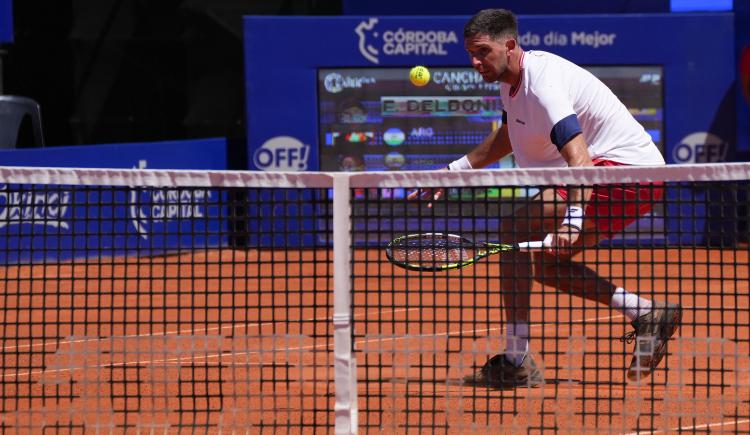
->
<box><xmin>333</xmin><ymin>173</ymin><xmax>357</xmax><ymax>435</ymax></box>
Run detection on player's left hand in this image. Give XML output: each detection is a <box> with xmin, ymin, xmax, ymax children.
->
<box><xmin>543</xmin><ymin>226</ymin><xmax>580</xmax><ymax>253</ymax></box>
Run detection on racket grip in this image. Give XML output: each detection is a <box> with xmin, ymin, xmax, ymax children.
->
<box><xmin>516</xmin><ymin>241</ymin><xmax>546</xmax><ymax>251</ymax></box>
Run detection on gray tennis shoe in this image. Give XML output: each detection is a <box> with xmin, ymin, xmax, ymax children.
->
<box><xmin>463</xmin><ymin>353</ymin><xmax>543</xmax><ymax>388</ymax></box>
<box><xmin>622</xmin><ymin>301</ymin><xmax>682</xmax><ymax>381</ymax></box>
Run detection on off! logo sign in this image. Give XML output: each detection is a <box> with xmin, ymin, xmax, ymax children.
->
<box><xmin>672</xmin><ymin>132</ymin><xmax>728</xmax><ymax>163</ymax></box>
<box><xmin>253</xmin><ymin>136</ymin><xmax>310</xmax><ymax>171</ymax></box>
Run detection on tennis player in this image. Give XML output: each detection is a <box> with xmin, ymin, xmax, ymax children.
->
<box><xmin>412</xmin><ymin>9</ymin><xmax>681</xmax><ymax>387</ymax></box>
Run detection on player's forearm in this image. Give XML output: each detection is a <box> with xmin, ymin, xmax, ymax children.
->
<box><xmin>465</xmin><ymin>125</ymin><xmax>512</xmax><ymax>169</ymax></box>
<box><xmin>566</xmin><ymin>186</ymin><xmax>594</xmax><ymax>208</ymax></box>
<box><xmin>560</xmin><ymin>133</ymin><xmax>594</xmax><ymax>210</ymax></box>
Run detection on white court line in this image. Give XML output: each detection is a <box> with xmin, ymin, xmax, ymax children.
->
<box><xmin>0</xmin><ymin>307</ymin><xmax>420</xmax><ymax>353</ymax></box>
<box><xmin>354</xmin><ymin>313</ymin><xmax>625</xmax><ymax>348</ymax></box>
<box><xmin>624</xmin><ymin>418</ymin><xmax>750</xmax><ymax>434</ymax></box>
<box><xmin>1</xmin><ymin>307</ymin><xmax>420</xmax><ymax>379</ymax></box>
<box><xmin>12</xmin><ymin>301</ymin><xmax>720</xmax><ymax>353</ymax></box>
<box><xmin>3</xmin><ymin>311</ymin><xmax>622</xmax><ymax>380</ymax></box>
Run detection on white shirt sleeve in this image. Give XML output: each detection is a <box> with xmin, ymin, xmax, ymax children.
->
<box><xmin>530</xmin><ymin>66</ymin><xmax>576</xmax><ymax>136</ymax></box>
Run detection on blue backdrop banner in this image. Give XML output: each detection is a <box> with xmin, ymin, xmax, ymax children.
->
<box><xmin>0</xmin><ymin>138</ymin><xmax>228</xmax><ymax>263</ymax></box>
<box><xmin>0</xmin><ymin>0</ymin><xmax>11</xmax><ymax>43</ymax></box>
<box><xmin>244</xmin><ymin>14</ymin><xmax>735</xmax><ymax>246</ymax></box>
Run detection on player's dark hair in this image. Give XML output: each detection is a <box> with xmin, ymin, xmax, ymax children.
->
<box><xmin>464</xmin><ymin>9</ymin><xmax>519</xmax><ymax>41</ymax></box>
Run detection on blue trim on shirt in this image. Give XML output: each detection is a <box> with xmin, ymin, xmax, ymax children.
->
<box><xmin>550</xmin><ymin>114</ymin><xmax>582</xmax><ymax>151</ymax></box>
<box><xmin>502</xmin><ymin>110</ymin><xmax>507</xmax><ymax>126</ymax></box>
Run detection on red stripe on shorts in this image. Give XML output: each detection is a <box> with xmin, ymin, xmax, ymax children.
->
<box><xmin>555</xmin><ymin>159</ymin><xmax>664</xmax><ymax>237</ymax></box>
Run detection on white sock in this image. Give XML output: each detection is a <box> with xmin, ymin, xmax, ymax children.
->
<box><xmin>505</xmin><ymin>322</ymin><xmax>529</xmax><ymax>366</ymax></box>
<box><xmin>610</xmin><ymin>287</ymin><xmax>653</xmax><ymax>322</ymax></box>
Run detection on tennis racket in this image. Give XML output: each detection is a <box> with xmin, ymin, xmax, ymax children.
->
<box><xmin>385</xmin><ymin>232</ymin><xmax>545</xmax><ymax>271</ymax></box>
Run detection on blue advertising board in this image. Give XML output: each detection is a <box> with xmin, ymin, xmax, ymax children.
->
<box><xmin>245</xmin><ymin>14</ymin><xmax>735</xmax><ymax>169</ymax></box>
<box><xmin>737</xmin><ymin>2</ymin><xmax>750</xmax><ymax>154</ymax></box>
<box><xmin>0</xmin><ymin>137</ymin><xmax>227</xmax><ymax>169</ymax></box>
<box><xmin>0</xmin><ymin>0</ymin><xmax>11</xmax><ymax>43</ymax></box>
<box><xmin>244</xmin><ymin>14</ymin><xmax>736</xmax><ymax>246</ymax></box>
<box><xmin>0</xmin><ymin>138</ymin><xmax>228</xmax><ymax>263</ymax></box>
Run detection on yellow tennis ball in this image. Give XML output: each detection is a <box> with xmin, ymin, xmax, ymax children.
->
<box><xmin>409</xmin><ymin>66</ymin><xmax>430</xmax><ymax>87</ymax></box>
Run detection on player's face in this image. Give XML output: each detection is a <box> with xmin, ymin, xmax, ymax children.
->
<box><xmin>465</xmin><ymin>33</ymin><xmax>511</xmax><ymax>83</ymax></box>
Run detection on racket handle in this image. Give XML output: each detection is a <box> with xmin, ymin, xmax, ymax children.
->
<box><xmin>516</xmin><ymin>241</ymin><xmax>546</xmax><ymax>251</ymax></box>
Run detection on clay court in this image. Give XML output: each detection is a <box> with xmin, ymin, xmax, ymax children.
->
<box><xmin>0</xmin><ymin>246</ymin><xmax>748</xmax><ymax>433</ymax></box>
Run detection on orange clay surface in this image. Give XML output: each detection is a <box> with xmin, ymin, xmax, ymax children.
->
<box><xmin>0</xmin><ymin>247</ymin><xmax>747</xmax><ymax>433</ymax></box>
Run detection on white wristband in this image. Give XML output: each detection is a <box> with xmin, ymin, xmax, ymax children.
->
<box><xmin>447</xmin><ymin>155</ymin><xmax>473</xmax><ymax>171</ymax></box>
<box><xmin>561</xmin><ymin>206</ymin><xmax>584</xmax><ymax>231</ymax></box>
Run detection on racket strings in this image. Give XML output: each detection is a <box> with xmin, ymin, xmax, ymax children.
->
<box><xmin>392</xmin><ymin>235</ymin><xmax>475</xmax><ymax>266</ymax></box>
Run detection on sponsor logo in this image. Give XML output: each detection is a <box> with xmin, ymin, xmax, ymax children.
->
<box><xmin>355</xmin><ymin>18</ymin><xmax>379</xmax><ymax>64</ymax></box>
<box><xmin>355</xmin><ymin>18</ymin><xmax>460</xmax><ymax>64</ymax></box>
<box><xmin>516</xmin><ymin>31</ymin><xmax>617</xmax><ymax>49</ymax></box>
<box><xmin>384</xmin><ymin>152</ymin><xmax>406</xmax><ymax>169</ymax></box>
<box><xmin>639</xmin><ymin>73</ymin><xmax>662</xmax><ymax>85</ymax></box>
<box><xmin>0</xmin><ymin>159</ymin><xmax>217</xmax><ymax>241</ymax></box>
<box><xmin>253</xmin><ymin>136</ymin><xmax>310</xmax><ymax>171</ymax></box>
<box><xmin>433</xmin><ymin>70</ymin><xmax>483</xmax><ymax>84</ymax></box>
<box><xmin>323</xmin><ymin>73</ymin><xmax>376</xmax><ymax>94</ymax></box>
<box><xmin>672</xmin><ymin>132</ymin><xmax>728</xmax><ymax>163</ymax></box>
<box><xmin>432</xmin><ymin>70</ymin><xmax>500</xmax><ymax>92</ymax></box>
<box><xmin>383</xmin><ymin>128</ymin><xmax>406</xmax><ymax>146</ymax></box>
<box><xmin>129</xmin><ymin>161</ymin><xmax>212</xmax><ymax>240</ymax></box>
<box><xmin>129</xmin><ymin>189</ymin><xmax>210</xmax><ymax>239</ymax></box>
<box><xmin>345</xmin><ymin>131</ymin><xmax>374</xmax><ymax>144</ymax></box>
<box><xmin>0</xmin><ymin>185</ymin><xmax>71</xmax><ymax>229</ymax></box>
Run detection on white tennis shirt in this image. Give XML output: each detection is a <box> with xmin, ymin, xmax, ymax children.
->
<box><xmin>499</xmin><ymin>50</ymin><xmax>665</xmax><ymax>168</ymax></box>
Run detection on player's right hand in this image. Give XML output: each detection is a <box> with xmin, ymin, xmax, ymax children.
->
<box><xmin>542</xmin><ymin>228</ymin><xmax>579</xmax><ymax>254</ymax></box>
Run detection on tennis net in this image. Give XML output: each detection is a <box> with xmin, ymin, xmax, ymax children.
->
<box><xmin>0</xmin><ymin>164</ymin><xmax>748</xmax><ymax>433</ymax></box>
<box><xmin>0</xmin><ymin>167</ymin><xmax>335</xmax><ymax>433</ymax></box>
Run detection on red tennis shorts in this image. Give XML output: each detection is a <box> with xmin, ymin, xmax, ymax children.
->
<box><xmin>555</xmin><ymin>159</ymin><xmax>664</xmax><ymax>238</ymax></box>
